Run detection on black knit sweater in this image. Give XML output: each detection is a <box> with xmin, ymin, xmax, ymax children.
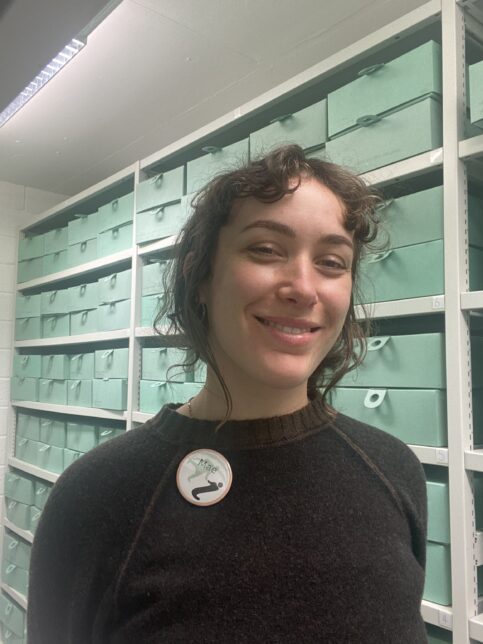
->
<box><xmin>27</xmin><ymin>394</ymin><xmax>428</xmax><ymax>643</ymax></box>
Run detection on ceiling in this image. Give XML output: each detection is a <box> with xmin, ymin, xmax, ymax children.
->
<box><xmin>0</xmin><ymin>0</ymin><xmax>429</xmax><ymax>199</ymax></box>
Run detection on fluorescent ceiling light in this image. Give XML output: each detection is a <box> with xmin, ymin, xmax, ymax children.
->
<box><xmin>0</xmin><ymin>37</ymin><xmax>86</xmax><ymax>128</ymax></box>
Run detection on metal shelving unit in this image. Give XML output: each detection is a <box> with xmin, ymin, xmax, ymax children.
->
<box><xmin>4</xmin><ymin>0</ymin><xmax>483</xmax><ymax>639</ymax></box>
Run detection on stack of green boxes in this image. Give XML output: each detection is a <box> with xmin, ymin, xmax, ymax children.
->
<box><xmin>17</xmin><ymin>234</ymin><xmax>45</xmax><ymax>284</ymax></box>
<box><xmin>139</xmin><ymin>347</ymin><xmax>203</xmax><ymax>414</ymax></box>
<box><xmin>14</xmin><ymin>411</ymin><xmax>124</xmax><ymax>474</ymax></box>
<box><xmin>0</xmin><ymin>590</ymin><xmax>27</xmax><ymax>643</ymax></box>
<box><xmin>469</xmin><ymin>59</ymin><xmax>483</xmax><ymax>130</ymax></box>
<box><xmin>43</xmin><ymin>226</ymin><xmax>68</xmax><ymax>276</ymax></box>
<box><xmin>357</xmin><ymin>186</ymin><xmax>483</xmax><ymax>303</ymax></box>
<box><xmin>4</xmin><ymin>469</ymin><xmax>52</xmax><ymax>539</ymax></box>
<box><xmin>92</xmin><ymin>348</ymin><xmax>129</xmax><ymax>411</ymax></box>
<box><xmin>325</xmin><ymin>41</ymin><xmax>442</xmax><ymax>173</ymax></box>
<box><xmin>97</xmin><ymin>193</ymin><xmax>134</xmax><ymax>256</ymax></box>
<box><xmin>141</xmin><ymin>260</ymin><xmax>172</xmax><ymax>328</ymax></box>
<box><xmin>97</xmin><ymin>268</ymin><xmax>131</xmax><ymax>332</ymax></box>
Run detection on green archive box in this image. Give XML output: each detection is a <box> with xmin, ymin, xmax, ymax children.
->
<box><xmin>67</xmin><ymin>238</ymin><xmax>98</xmax><ymax>268</ymax></box>
<box><xmin>98</xmin><ymin>269</ymin><xmax>132</xmax><ymax>304</ymax></box>
<box><xmin>426</xmin><ymin>466</ymin><xmax>450</xmax><ymax>544</ymax></box>
<box><xmin>68</xmin><ymin>281</ymin><xmax>98</xmax><ymax>312</ymax></box>
<box><xmin>136</xmin><ymin>165</ymin><xmax>185</xmax><ymax>213</ymax></box>
<box><xmin>16</xmin><ymin>413</ymin><xmax>40</xmax><ymax>441</ymax></box>
<box><xmin>18</xmin><ymin>233</ymin><xmax>44</xmax><ymax>261</ymax></box>
<box><xmin>426</xmin><ymin>624</ymin><xmax>452</xmax><ymax>643</ymax></box>
<box><xmin>38</xmin><ymin>379</ymin><xmax>67</xmax><ymax>405</ymax></box>
<box><xmin>250</xmin><ymin>99</ymin><xmax>327</xmax><ymax>158</ymax></box>
<box><xmin>325</xmin><ymin>96</ymin><xmax>442</xmax><ymax>175</ymax></box>
<box><xmin>136</xmin><ymin>196</ymin><xmax>191</xmax><ymax>245</ymax></box>
<box><xmin>95</xmin><ymin>348</ymin><xmax>129</xmax><ymax>379</ymax></box>
<box><xmin>14</xmin><ymin>437</ymin><xmax>37</xmax><ymax>464</ymax></box>
<box><xmin>142</xmin><ymin>260</ymin><xmax>171</xmax><ymax>296</ymax></box>
<box><xmin>67</xmin><ymin>379</ymin><xmax>92</xmax><ymax>407</ymax></box>
<box><xmin>4</xmin><ymin>473</ymin><xmax>35</xmax><ymax>505</ymax></box>
<box><xmin>34</xmin><ymin>480</ymin><xmax>51</xmax><ymax>510</ymax></box>
<box><xmin>44</xmin><ymin>226</ymin><xmax>67</xmax><ymax>253</ymax></box>
<box><xmin>3</xmin><ymin>533</ymin><xmax>31</xmax><ymax>573</ymax></box>
<box><xmin>41</xmin><ymin>354</ymin><xmax>69</xmax><ymax>380</ymax></box>
<box><xmin>139</xmin><ymin>380</ymin><xmax>202</xmax><ymax>414</ymax></box>
<box><xmin>92</xmin><ymin>378</ymin><xmax>128</xmax><ymax>410</ymax></box>
<box><xmin>141</xmin><ymin>293</ymin><xmax>166</xmax><ymax>327</ymax></box>
<box><xmin>39</xmin><ymin>417</ymin><xmax>66</xmax><ymax>448</ymax></box>
<box><xmin>30</xmin><ymin>506</ymin><xmax>42</xmax><ymax>533</ymax></box>
<box><xmin>327</xmin><ymin>41</ymin><xmax>441</xmax><ymax>137</ymax></box>
<box><xmin>97</xmin><ymin>299</ymin><xmax>131</xmax><ymax>332</ymax></box>
<box><xmin>424</xmin><ymin>542</ymin><xmax>451</xmax><ymax>605</ymax></box>
<box><xmin>70</xmin><ymin>308</ymin><xmax>98</xmax><ymax>335</ymax></box>
<box><xmin>13</xmin><ymin>354</ymin><xmax>41</xmax><ymax>379</ymax></box>
<box><xmin>67</xmin><ymin>213</ymin><xmax>99</xmax><ymax>245</ymax></box>
<box><xmin>41</xmin><ymin>313</ymin><xmax>70</xmax><ymax>338</ymax></box>
<box><xmin>15</xmin><ymin>293</ymin><xmax>40</xmax><ymax>318</ymax></box>
<box><xmin>142</xmin><ymin>347</ymin><xmax>190</xmax><ymax>381</ymax></box>
<box><xmin>97</xmin><ymin>192</ymin><xmax>134</xmax><ymax>232</ymax></box>
<box><xmin>2</xmin><ymin>560</ymin><xmax>28</xmax><ymax>597</ymax></box>
<box><xmin>98</xmin><ymin>425</ymin><xmax>124</xmax><ymax>444</ymax></box>
<box><xmin>187</xmin><ymin>138</ymin><xmax>249</xmax><ymax>194</ymax></box>
<box><xmin>43</xmin><ymin>249</ymin><xmax>69</xmax><ymax>276</ymax></box>
<box><xmin>5</xmin><ymin>499</ymin><xmax>30</xmax><ymax>531</ymax></box>
<box><xmin>64</xmin><ymin>448</ymin><xmax>83</xmax><ymax>469</ymax></box>
<box><xmin>66</xmin><ymin>421</ymin><xmax>98</xmax><ymax>452</ymax></box>
<box><xmin>0</xmin><ymin>593</ymin><xmax>26</xmax><ymax>639</ymax></box>
<box><xmin>97</xmin><ymin>222</ymin><xmax>132</xmax><ymax>257</ymax></box>
<box><xmin>11</xmin><ymin>377</ymin><xmax>38</xmax><ymax>402</ymax></box>
<box><xmin>34</xmin><ymin>442</ymin><xmax>64</xmax><ymax>473</ymax></box>
<box><xmin>68</xmin><ymin>352</ymin><xmax>94</xmax><ymax>379</ymax></box>
<box><xmin>14</xmin><ymin>316</ymin><xmax>41</xmax><ymax>341</ymax></box>
<box><xmin>1</xmin><ymin>625</ymin><xmax>26</xmax><ymax>644</ymax></box>
<box><xmin>17</xmin><ymin>257</ymin><xmax>43</xmax><ymax>283</ymax></box>
<box><xmin>358</xmin><ymin>241</ymin><xmax>483</xmax><ymax>303</ymax></box>
<box><xmin>329</xmin><ymin>387</ymin><xmax>447</xmax><ymax>446</ymax></box>
<box><xmin>469</xmin><ymin>60</ymin><xmax>483</xmax><ymax>129</ymax></box>
<box><xmin>40</xmin><ymin>289</ymin><xmax>69</xmax><ymax>316</ymax></box>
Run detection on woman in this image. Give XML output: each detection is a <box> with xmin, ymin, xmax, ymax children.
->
<box><xmin>28</xmin><ymin>145</ymin><xmax>427</xmax><ymax>643</ymax></box>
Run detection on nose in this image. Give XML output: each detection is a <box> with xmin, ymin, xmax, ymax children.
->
<box><xmin>276</xmin><ymin>256</ymin><xmax>319</xmax><ymax>307</ymax></box>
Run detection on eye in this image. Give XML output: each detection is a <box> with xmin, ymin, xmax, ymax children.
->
<box><xmin>249</xmin><ymin>245</ymin><xmax>278</xmax><ymax>256</ymax></box>
<box><xmin>317</xmin><ymin>257</ymin><xmax>350</xmax><ymax>272</ymax></box>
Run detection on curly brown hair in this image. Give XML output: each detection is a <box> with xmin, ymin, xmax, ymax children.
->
<box><xmin>154</xmin><ymin>144</ymin><xmax>381</xmax><ymax>426</ymax></box>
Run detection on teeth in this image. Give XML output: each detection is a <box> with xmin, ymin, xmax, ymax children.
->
<box><xmin>262</xmin><ymin>319</ymin><xmax>310</xmax><ymax>335</ymax></box>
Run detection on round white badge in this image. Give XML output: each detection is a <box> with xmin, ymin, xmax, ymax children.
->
<box><xmin>176</xmin><ymin>449</ymin><xmax>233</xmax><ymax>507</ymax></box>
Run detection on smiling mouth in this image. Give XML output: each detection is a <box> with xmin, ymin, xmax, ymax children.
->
<box><xmin>255</xmin><ymin>316</ymin><xmax>320</xmax><ymax>334</ymax></box>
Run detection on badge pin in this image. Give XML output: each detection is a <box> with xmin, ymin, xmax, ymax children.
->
<box><xmin>176</xmin><ymin>449</ymin><xmax>233</xmax><ymax>507</ymax></box>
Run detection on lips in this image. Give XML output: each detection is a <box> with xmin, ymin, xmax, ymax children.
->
<box><xmin>255</xmin><ymin>316</ymin><xmax>320</xmax><ymax>333</ymax></box>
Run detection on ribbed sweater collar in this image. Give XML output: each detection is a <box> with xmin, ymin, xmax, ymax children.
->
<box><xmin>149</xmin><ymin>392</ymin><xmax>331</xmax><ymax>450</ymax></box>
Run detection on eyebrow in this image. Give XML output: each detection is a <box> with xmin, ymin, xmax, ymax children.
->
<box><xmin>240</xmin><ymin>219</ymin><xmax>354</xmax><ymax>250</ymax></box>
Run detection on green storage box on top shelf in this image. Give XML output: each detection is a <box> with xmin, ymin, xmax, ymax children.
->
<box><xmin>11</xmin><ymin>377</ymin><xmax>38</xmax><ymax>402</ymax></box>
<box><xmin>41</xmin><ymin>314</ymin><xmax>70</xmax><ymax>339</ymax></box>
<box><xmin>187</xmin><ymin>138</ymin><xmax>249</xmax><ymax>194</ymax></box>
<box><xmin>424</xmin><ymin>542</ymin><xmax>451</xmax><ymax>605</ymax></box>
<box><xmin>66</xmin><ymin>421</ymin><xmax>98</xmax><ymax>453</ymax></box>
<box><xmin>141</xmin><ymin>293</ymin><xmax>166</xmax><ymax>328</ymax></box>
<box><xmin>139</xmin><ymin>380</ymin><xmax>202</xmax><ymax>414</ymax></box>
<box><xmin>41</xmin><ymin>354</ymin><xmax>69</xmax><ymax>380</ymax></box>
<box><xmin>15</xmin><ymin>316</ymin><xmax>41</xmax><ymax>341</ymax></box>
<box><xmin>98</xmin><ymin>269</ymin><xmax>132</xmax><ymax>304</ymax></box>
<box><xmin>67</xmin><ymin>238</ymin><xmax>98</xmax><ymax>268</ymax></box>
<box><xmin>4</xmin><ymin>472</ymin><xmax>34</xmax><ymax>505</ymax></box>
<box><xmin>136</xmin><ymin>165</ymin><xmax>185</xmax><ymax>213</ymax></box>
<box><xmin>358</xmin><ymin>240</ymin><xmax>483</xmax><ymax>303</ymax></box>
<box><xmin>2</xmin><ymin>560</ymin><xmax>28</xmax><ymax>597</ymax></box>
<box><xmin>142</xmin><ymin>347</ymin><xmax>190</xmax><ymax>381</ymax></box>
<box><xmin>18</xmin><ymin>233</ymin><xmax>44</xmax><ymax>261</ymax></box>
<box><xmin>329</xmin><ymin>387</ymin><xmax>447</xmax><ymax>446</ymax></box>
<box><xmin>142</xmin><ymin>260</ymin><xmax>171</xmax><ymax>296</ymax></box>
<box><xmin>250</xmin><ymin>99</ymin><xmax>327</xmax><ymax>159</ymax></box>
<box><xmin>97</xmin><ymin>299</ymin><xmax>131</xmax><ymax>332</ymax></box>
<box><xmin>97</xmin><ymin>222</ymin><xmax>132</xmax><ymax>257</ymax></box>
<box><xmin>39</xmin><ymin>417</ymin><xmax>66</xmax><ymax>448</ymax></box>
<box><xmin>43</xmin><ymin>250</ymin><xmax>69</xmax><ymax>275</ymax></box>
<box><xmin>97</xmin><ymin>192</ymin><xmax>134</xmax><ymax>232</ymax></box>
<box><xmin>68</xmin><ymin>352</ymin><xmax>94</xmax><ymax>379</ymax></box>
<box><xmin>13</xmin><ymin>354</ymin><xmax>41</xmax><ymax>379</ymax></box>
<box><xmin>4</xmin><ymin>533</ymin><xmax>31</xmax><ymax>571</ymax></box>
<box><xmin>68</xmin><ymin>281</ymin><xmax>98</xmax><ymax>312</ymax></box>
<box><xmin>92</xmin><ymin>378</ymin><xmax>127</xmax><ymax>410</ymax></box>
<box><xmin>44</xmin><ymin>226</ymin><xmax>67</xmax><ymax>253</ymax></box>
<box><xmin>136</xmin><ymin>195</ymin><xmax>192</xmax><ymax>245</ymax></box>
<box><xmin>328</xmin><ymin>40</ymin><xmax>441</xmax><ymax>137</ymax></box>
<box><xmin>425</xmin><ymin>466</ymin><xmax>450</xmax><ymax>544</ymax></box>
<box><xmin>15</xmin><ymin>293</ymin><xmax>40</xmax><ymax>319</ymax></box>
<box><xmin>16</xmin><ymin>413</ymin><xmax>40</xmax><ymax>441</ymax></box>
<box><xmin>67</xmin><ymin>213</ymin><xmax>99</xmax><ymax>245</ymax></box>
<box><xmin>95</xmin><ymin>348</ymin><xmax>129</xmax><ymax>379</ymax></box>
<box><xmin>17</xmin><ymin>257</ymin><xmax>43</xmax><ymax>283</ymax></box>
<box><xmin>34</xmin><ymin>480</ymin><xmax>51</xmax><ymax>510</ymax></box>
<box><xmin>325</xmin><ymin>96</ymin><xmax>442</xmax><ymax>174</ymax></box>
<box><xmin>70</xmin><ymin>308</ymin><xmax>98</xmax><ymax>336</ymax></box>
<box><xmin>67</xmin><ymin>379</ymin><xmax>92</xmax><ymax>407</ymax></box>
<box><xmin>469</xmin><ymin>60</ymin><xmax>483</xmax><ymax>130</ymax></box>
<box><xmin>38</xmin><ymin>379</ymin><xmax>67</xmax><ymax>405</ymax></box>
<box><xmin>40</xmin><ymin>289</ymin><xmax>69</xmax><ymax>316</ymax></box>
<box><xmin>0</xmin><ymin>593</ymin><xmax>26</xmax><ymax>640</ymax></box>
<box><xmin>5</xmin><ymin>499</ymin><xmax>30</xmax><ymax>531</ymax></box>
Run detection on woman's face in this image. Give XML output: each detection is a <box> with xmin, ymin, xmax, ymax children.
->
<box><xmin>199</xmin><ymin>176</ymin><xmax>354</xmax><ymax>394</ymax></box>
